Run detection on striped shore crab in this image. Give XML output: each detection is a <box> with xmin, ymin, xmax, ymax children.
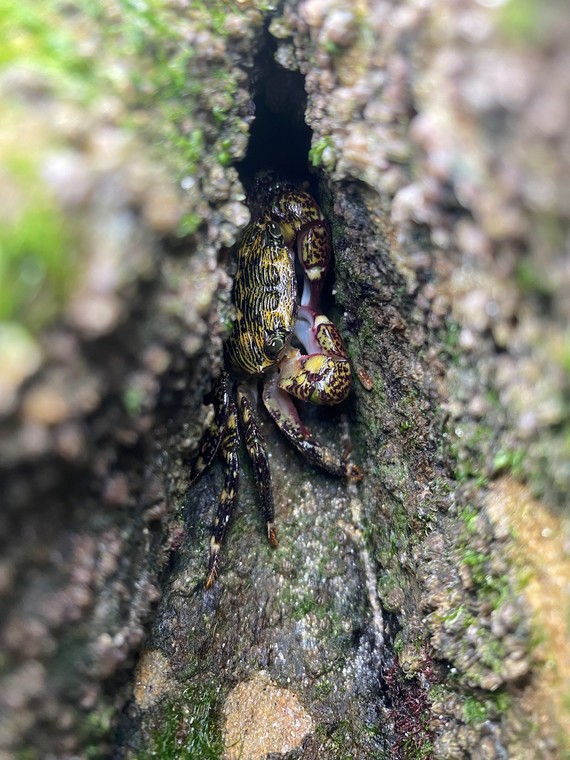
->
<box><xmin>190</xmin><ymin>176</ymin><xmax>361</xmax><ymax>588</ymax></box>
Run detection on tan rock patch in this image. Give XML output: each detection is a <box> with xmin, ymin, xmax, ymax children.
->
<box><xmin>487</xmin><ymin>478</ymin><xmax>570</xmax><ymax>736</ymax></box>
<box><xmin>133</xmin><ymin>649</ymin><xmax>174</xmax><ymax>709</ymax></box>
<box><xmin>223</xmin><ymin>671</ymin><xmax>313</xmax><ymax>759</ymax></box>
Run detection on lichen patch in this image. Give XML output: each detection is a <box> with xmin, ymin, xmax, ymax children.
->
<box><xmin>222</xmin><ymin>671</ymin><xmax>313</xmax><ymax>759</ymax></box>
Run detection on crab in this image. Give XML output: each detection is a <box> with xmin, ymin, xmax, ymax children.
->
<box><xmin>190</xmin><ymin>177</ymin><xmax>361</xmax><ymax>588</ymax></box>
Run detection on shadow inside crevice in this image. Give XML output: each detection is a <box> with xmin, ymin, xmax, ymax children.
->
<box><xmin>237</xmin><ymin>26</ymin><xmax>313</xmax><ymax>191</ymax></box>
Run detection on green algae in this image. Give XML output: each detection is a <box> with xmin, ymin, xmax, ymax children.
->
<box><xmin>0</xmin><ymin>1</ymin><xmax>96</xmax><ymax>97</ymax></box>
<box><xmin>0</xmin><ymin>147</ymin><xmax>76</xmax><ymax>330</ymax></box>
<box><xmin>138</xmin><ymin>686</ymin><xmax>224</xmax><ymax>760</ymax></box>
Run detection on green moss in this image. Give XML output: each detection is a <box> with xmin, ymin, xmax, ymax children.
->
<box><xmin>309</xmin><ymin>136</ymin><xmax>334</xmax><ymax>168</ymax></box>
<box><xmin>498</xmin><ymin>0</ymin><xmax>542</xmax><ymax>44</ymax></box>
<box><xmin>16</xmin><ymin>751</ymin><xmax>40</xmax><ymax>760</ymax></box>
<box><xmin>0</xmin><ymin>1</ymin><xmax>97</xmax><ymax>97</ymax></box>
<box><xmin>463</xmin><ymin>547</ymin><xmax>509</xmax><ymax>607</ymax></box>
<box><xmin>402</xmin><ymin>737</ymin><xmax>433</xmax><ymax>760</ymax></box>
<box><xmin>189</xmin><ymin>0</ymin><xmax>244</xmax><ymax>37</ymax></box>
<box><xmin>428</xmin><ymin>683</ymin><xmax>449</xmax><ymax>704</ymax></box>
<box><xmin>434</xmin><ymin>604</ymin><xmax>509</xmax><ymax>680</ymax></box>
<box><xmin>278</xmin><ymin>583</ymin><xmax>346</xmax><ymax>641</ymax></box>
<box><xmin>479</xmin><ymin>638</ymin><xmax>508</xmax><ymax>676</ymax></box>
<box><xmin>313</xmin><ymin>676</ymin><xmax>334</xmax><ymax>699</ymax></box>
<box><xmin>86</xmin><ymin>0</ymin><xmax>252</xmax><ymax>182</ymax></box>
<box><xmin>84</xmin><ymin>706</ymin><xmax>115</xmax><ymax>759</ymax></box>
<box><xmin>377</xmin><ymin>574</ymin><xmax>406</xmax><ymax>615</ymax></box>
<box><xmin>138</xmin><ymin>686</ymin><xmax>224</xmax><ymax>760</ymax></box>
<box><xmin>372</xmin><ymin>501</ymin><xmax>410</xmax><ymax>565</ymax></box>
<box><xmin>454</xmin><ymin>459</ymin><xmax>488</xmax><ymax>486</ymax></box>
<box><xmin>90</xmin><ymin>0</ymin><xmax>202</xmax><ymax>161</ymax></box>
<box><xmin>392</xmin><ymin>631</ymin><xmax>405</xmax><ymax>656</ymax></box>
<box><xmin>324</xmin><ymin>40</ymin><xmax>343</xmax><ymax>56</ymax></box>
<box><xmin>280</xmin><ymin>587</ymin><xmax>317</xmax><ymax>620</ymax></box>
<box><xmin>443</xmin><ymin>417</ymin><xmax>493</xmax><ymax>488</ymax></box>
<box><xmin>216</xmin><ymin>150</ymin><xmax>232</xmax><ymax>167</ymax></box>
<box><xmin>442</xmin><ymin>318</ymin><xmax>461</xmax><ymax>359</ymax></box>
<box><xmin>515</xmin><ymin>257</ymin><xmax>553</xmax><ymax>297</ymax></box>
<box><xmin>492</xmin><ymin>448</ymin><xmax>525</xmax><ymax>478</ymax></box>
<box><xmin>459</xmin><ymin>504</ymin><xmax>479</xmax><ymax>535</ymax></box>
<box><xmin>436</xmin><ymin>603</ymin><xmax>473</xmax><ymax>629</ymax></box>
<box><xmin>456</xmin><ymin>509</ymin><xmax>511</xmax><ymax>614</ymax></box>
<box><xmin>0</xmin><ymin>2</ymin><xmax>96</xmax><ymax>332</ymax></box>
<box><xmin>0</xmin><ymin>152</ymin><xmax>76</xmax><ymax>330</ymax></box>
<box><xmin>314</xmin><ymin>718</ymin><xmax>379</xmax><ymax>756</ymax></box>
<box><xmin>464</xmin><ymin>695</ymin><xmax>492</xmax><ymax>724</ymax></box>
<box><xmin>183</xmin><ymin>129</ymin><xmax>205</xmax><ymax>169</ymax></box>
<box><xmin>14</xmin><ymin>747</ymin><xmax>41</xmax><ymax>760</ymax></box>
<box><xmin>123</xmin><ymin>386</ymin><xmax>145</xmax><ymax>417</ymax></box>
<box><xmin>0</xmin><ymin>0</ymin><xmax>251</xmax><ymax>333</ymax></box>
<box><xmin>177</xmin><ymin>211</ymin><xmax>203</xmax><ymax>237</ymax></box>
<box><xmin>463</xmin><ymin>691</ymin><xmax>511</xmax><ymax>725</ymax></box>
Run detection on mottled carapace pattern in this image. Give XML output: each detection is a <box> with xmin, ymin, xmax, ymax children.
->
<box><xmin>225</xmin><ymin>215</ymin><xmax>297</xmax><ymax>376</ymax></box>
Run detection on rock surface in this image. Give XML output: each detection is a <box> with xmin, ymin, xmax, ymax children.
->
<box><xmin>1</xmin><ymin>1</ymin><xmax>569</xmax><ymax>758</ymax></box>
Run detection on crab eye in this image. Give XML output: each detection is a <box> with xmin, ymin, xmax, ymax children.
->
<box><xmin>267</xmin><ymin>221</ymin><xmax>283</xmax><ymax>240</ymax></box>
<box><xmin>266</xmin><ymin>333</ymin><xmax>284</xmax><ymax>356</ymax></box>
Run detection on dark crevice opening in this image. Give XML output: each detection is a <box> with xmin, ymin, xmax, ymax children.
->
<box><xmin>237</xmin><ymin>28</ymin><xmax>313</xmax><ymax>191</ymax></box>
<box><xmin>234</xmin><ymin>29</ymin><xmax>356</xmax><ymax>430</ymax></box>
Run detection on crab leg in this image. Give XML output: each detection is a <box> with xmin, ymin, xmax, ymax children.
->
<box><xmin>237</xmin><ymin>386</ymin><xmax>278</xmax><ymax>548</ymax></box>
<box><xmin>263</xmin><ymin>377</ymin><xmax>360</xmax><ymax>480</ymax></box>
<box><xmin>205</xmin><ymin>393</ymin><xmax>240</xmax><ymax>589</ymax></box>
<box><xmin>189</xmin><ymin>372</ymin><xmax>231</xmax><ymax>485</ymax></box>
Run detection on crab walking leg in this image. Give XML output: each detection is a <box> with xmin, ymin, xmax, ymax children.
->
<box><xmin>263</xmin><ymin>378</ymin><xmax>360</xmax><ymax>479</ymax></box>
<box><xmin>237</xmin><ymin>386</ymin><xmax>278</xmax><ymax>548</ymax></box>
<box><xmin>205</xmin><ymin>394</ymin><xmax>240</xmax><ymax>589</ymax></box>
<box><xmin>189</xmin><ymin>372</ymin><xmax>231</xmax><ymax>485</ymax></box>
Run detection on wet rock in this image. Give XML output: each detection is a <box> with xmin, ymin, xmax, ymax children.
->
<box><xmin>2</xmin><ymin>0</ymin><xmax>570</xmax><ymax>758</ymax></box>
